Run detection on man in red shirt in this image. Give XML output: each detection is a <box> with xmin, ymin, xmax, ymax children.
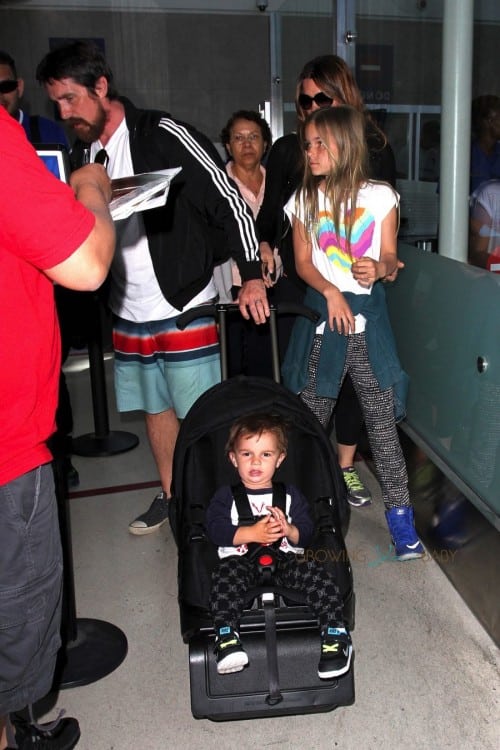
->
<box><xmin>0</xmin><ymin>106</ymin><xmax>115</xmax><ymax>750</ymax></box>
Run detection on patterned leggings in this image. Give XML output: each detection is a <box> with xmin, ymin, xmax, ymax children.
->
<box><xmin>301</xmin><ymin>333</ymin><xmax>410</xmax><ymax>509</ymax></box>
<box><xmin>210</xmin><ymin>552</ymin><xmax>344</xmax><ymax>632</ymax></box>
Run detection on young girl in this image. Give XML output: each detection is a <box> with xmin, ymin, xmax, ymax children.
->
<box><xmin>282</xmin><ymin>105</ymin><xmax>424</xmax><ymax>560</ymax></box>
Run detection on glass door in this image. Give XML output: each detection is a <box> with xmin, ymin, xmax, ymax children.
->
<box><xmin>352</xmin><ymin>1</ymin><xmax>443</xmax><ymax>243</ymax></box>
<box><xmin>265</xmin><ymin>0</ymin><xmax>336</xmax><ymax>140</ymax></box>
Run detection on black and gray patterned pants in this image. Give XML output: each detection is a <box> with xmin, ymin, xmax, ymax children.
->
<box><xmin>210</xmin><ymin>552</ymin><xmax>344</xmax><ymax>632</ymax></box>
<box><xmin>301</xmin><ymin>333</ymin><xmax>410</xmax><ymax>509</ymax></box>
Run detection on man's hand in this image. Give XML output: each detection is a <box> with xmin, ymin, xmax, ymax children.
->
<box><xmin>237</xmin><ymin>278</ymin><xmax>270</xmax><ymax>324</ymax></box>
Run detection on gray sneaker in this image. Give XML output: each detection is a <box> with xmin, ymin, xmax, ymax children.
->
<box><xmin>128</xmin><ymin>491</ymin><xmax>170</xmax><ymax>535</ymax></box>
<box><xmin>342</xmin><ymin>467</ymin><xmax>372</xmax><ymax>508</ymax></box>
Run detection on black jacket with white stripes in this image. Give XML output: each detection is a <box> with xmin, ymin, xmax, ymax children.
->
<box><xmin>71</xmin><ymin>97</ymin><xmax>261</xmax><ymax>311</ymax></box>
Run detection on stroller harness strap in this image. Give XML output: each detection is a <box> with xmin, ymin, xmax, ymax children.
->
<box><xmin>231</xmin><ymin>480</ymin><xmax>284</xmax><ymax>706</ymax></box>
<box><xmin>231</xmin><ymin>481</ymin><xmax>287</xmax><ymax>524</ymax></box>
<box><xmin>231</xmin><ymin>481</ymin><xmax>287</xmax><ymax>554</ymax></box>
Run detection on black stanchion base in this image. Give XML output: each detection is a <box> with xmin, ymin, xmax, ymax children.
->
<box><xmin>72</xmin><ymin>431</ymin><xmax>139</xmax><ymax>457</ymax></box>
<box><xmin>58</xmin><ymin>618</ymin><xmax>128</xmax><ymax>689</ymax></box>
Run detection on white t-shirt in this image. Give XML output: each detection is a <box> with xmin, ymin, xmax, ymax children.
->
<box><xmin>470</xmin><ymin>179</ymin><xmax>500</xmax><ymax>257</ymax></box>
<box><xmin>91</xmin><ymin>118</ymin><xmax>216</xmax><ymax>321</ymax></box>
<box><xmin>285</xmin><ymin>181</ymin><xmax>398</xmax><ymax>333</ymax></box>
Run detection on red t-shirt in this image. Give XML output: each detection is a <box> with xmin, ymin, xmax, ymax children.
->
<box><xmin>0</xmin><ymin>109</ymin><xmax>95</xmax><ymax>485</ymax></box>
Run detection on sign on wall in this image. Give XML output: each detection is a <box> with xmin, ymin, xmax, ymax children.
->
<box><xmin>356</xmin><ymin>44</ymin><xmax>393</xmax><ymax>105</ymax></box>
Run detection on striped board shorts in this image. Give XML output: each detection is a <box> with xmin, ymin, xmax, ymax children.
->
<box><xmin>113</xmin><ymin>313</ymin><xmax>221</xmax><ymax>418</ymax></box>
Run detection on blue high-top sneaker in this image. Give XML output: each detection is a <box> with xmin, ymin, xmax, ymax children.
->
<box><xmin>385</xmin><ymin>506</ymin><xmax>425</xmax><ymax>561</ymax></box>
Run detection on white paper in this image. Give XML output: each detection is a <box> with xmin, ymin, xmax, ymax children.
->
<box><xmin>110</xmin><ymin>167</ymin><xmax>182</xmax><ymax>220</ymax></box>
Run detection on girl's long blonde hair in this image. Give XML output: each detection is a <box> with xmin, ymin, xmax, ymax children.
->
<box><xmin>298</xmin><ymin>106</ymin><xmax>369</xmax><ymax>257</ymax></box>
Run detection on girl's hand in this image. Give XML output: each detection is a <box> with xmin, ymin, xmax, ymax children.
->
<box><xmin>324</xmin><ymin>285</ymin><xmax>355</xmax><ymax>335</ymax></box>
<box><xmin>351</xmin><ymin>257</ymin><xmax>380</xmax><ymax>287</ymax></box>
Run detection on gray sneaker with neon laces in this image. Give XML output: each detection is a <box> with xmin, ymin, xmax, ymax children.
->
<box><xmin>342</xmin><ymin>466</ymin><xmax>372</xmax><ymax>507</ymax></box>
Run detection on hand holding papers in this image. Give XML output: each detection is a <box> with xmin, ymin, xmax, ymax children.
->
<box><xmin>110</xmin><ymin>167</ymin><xmax>181</xmax><ymax>220</ymax></box>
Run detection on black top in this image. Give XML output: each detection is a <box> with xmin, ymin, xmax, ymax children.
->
<box><xmin>71</xmin><ymin>98</ymin><xmax>261</xmax><ymax>310</ymax></box>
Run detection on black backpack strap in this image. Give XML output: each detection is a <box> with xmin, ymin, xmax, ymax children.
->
<box><xmin>29</xmin><ymin>115</ymin><xmax>41</xmax><ymax>143</ymax></box>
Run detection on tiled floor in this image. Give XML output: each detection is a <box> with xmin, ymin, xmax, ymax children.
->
<box><xmin>46</xmin><ymin>354</ymin><xmax>500</xmax><ymax>750</ymax></box>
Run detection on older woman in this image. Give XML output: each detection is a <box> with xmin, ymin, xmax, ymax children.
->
<box><xmin>222</xmin><ymin>110</ymin><xmax>271</xmax><ymax>218</ymax></box>
<box><xmin>214</xmin><ymin>110</ymin><xmax>276</xmax><ymax>375</ymax></box>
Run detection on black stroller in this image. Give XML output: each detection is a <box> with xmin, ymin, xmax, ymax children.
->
<box><xmin>169</xmin><ymin>304</ymin><xmax>355</xmax><ymax>720</ymax></box>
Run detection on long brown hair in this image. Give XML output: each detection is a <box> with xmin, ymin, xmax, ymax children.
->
<box><xmin>295</xmin><ymin>55</ymin><xmax>365</xmax><ymax>122</ymax></box>
<box><xmin>298</xmin><ymin>106</ymin><xmax>369</xmax><ymax>256</ymax></box>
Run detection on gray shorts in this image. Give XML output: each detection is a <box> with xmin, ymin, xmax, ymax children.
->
<box><xmin>0</xmin><ymin>464</ymin><xmax>63</xmax><ymax>714</ymax></box>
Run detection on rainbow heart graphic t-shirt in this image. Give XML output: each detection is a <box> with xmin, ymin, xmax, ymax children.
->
<box><xmin>286</xmin><ymin>181</ymin><xmax>398</xmax><ymax>333</ymax></box>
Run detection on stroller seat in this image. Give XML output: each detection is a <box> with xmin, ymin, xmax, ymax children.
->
<box><xmin>170</xmin><ymin>374</ymin><xmax>356</xmax><ymax>720</ymax></box>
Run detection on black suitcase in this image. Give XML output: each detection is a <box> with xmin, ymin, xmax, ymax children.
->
<box><xmin>170</xmin><ymin>303</ymin><xmax>355</xmax><ymax>720</ymax></box>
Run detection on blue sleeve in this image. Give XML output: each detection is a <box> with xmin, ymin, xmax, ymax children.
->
<box><xmin>39</xmin><ymin>117</ymin><xmax>69</xmax><ymax>148</ymax></box>
<box><xmin>206</xmin><ymin>486</ymin><xmax>238</xmax><ymax>547</ymax></box>
<box><xmin>287</xmin><ymin>484</ymin><xmax>314</xmax><ymax>547</ymax></box>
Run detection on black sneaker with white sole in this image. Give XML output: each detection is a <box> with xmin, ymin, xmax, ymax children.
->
<box><xmin>8</xmin><ymin>714</ymin><xmax>80</xmax><ymax>750</ymax></box>
<box><xmin>128</xmin><ymin>491</ymin><xmax>170</xmax><ymax>535</ymax></box>
<box><xmin>214</xmin><ymin>626</ymin><xmax>249</xmax><ymax>675</ymax></box>
<box><xmin>318</xmin><ymin>627</ymin><xmax>353</xmax><ymax>679</ymax></box>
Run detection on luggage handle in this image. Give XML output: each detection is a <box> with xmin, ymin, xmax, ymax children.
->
<box><xmin>177</xmin><ymin>302</ymin><xmax>319</xmax><ymax>383</ymax></box>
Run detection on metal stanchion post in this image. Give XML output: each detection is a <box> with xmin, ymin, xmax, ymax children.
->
<box><xmin>72</xmin><ymin>294</ymin><xmax>139</xmax><ymax>457</ymax></box>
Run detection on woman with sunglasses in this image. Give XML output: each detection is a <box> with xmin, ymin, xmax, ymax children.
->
<box><xmin>257</xmin><ymin>55</ymin><xmax>396</xmax><ymax>508</ymax></box>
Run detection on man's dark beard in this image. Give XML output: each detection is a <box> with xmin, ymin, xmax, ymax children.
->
<box><xmin>67</xmin><ymin>109</ymin><xmax>106</xmax><ymax>144</ymax></box>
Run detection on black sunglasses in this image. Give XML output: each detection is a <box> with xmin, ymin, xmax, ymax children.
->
<box><xmin>94</xmin><ymin>148</ymin><xmax>109</xmax><ymax>169</ymax></box>
<box><xmin>298</xmin><ymin>92</ymin><xmax>334</xmax><ymax>111</ymax></box>
<box><xmin>0</xmin><ymin>79</ymin><xmax>18</xmax><ymax>94</ymax></box>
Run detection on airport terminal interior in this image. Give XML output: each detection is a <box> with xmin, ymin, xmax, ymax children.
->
<box><xmin>1</xmin><ymin>0</ymin><xmax>499</xmax><ymax>748</ymax></box>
